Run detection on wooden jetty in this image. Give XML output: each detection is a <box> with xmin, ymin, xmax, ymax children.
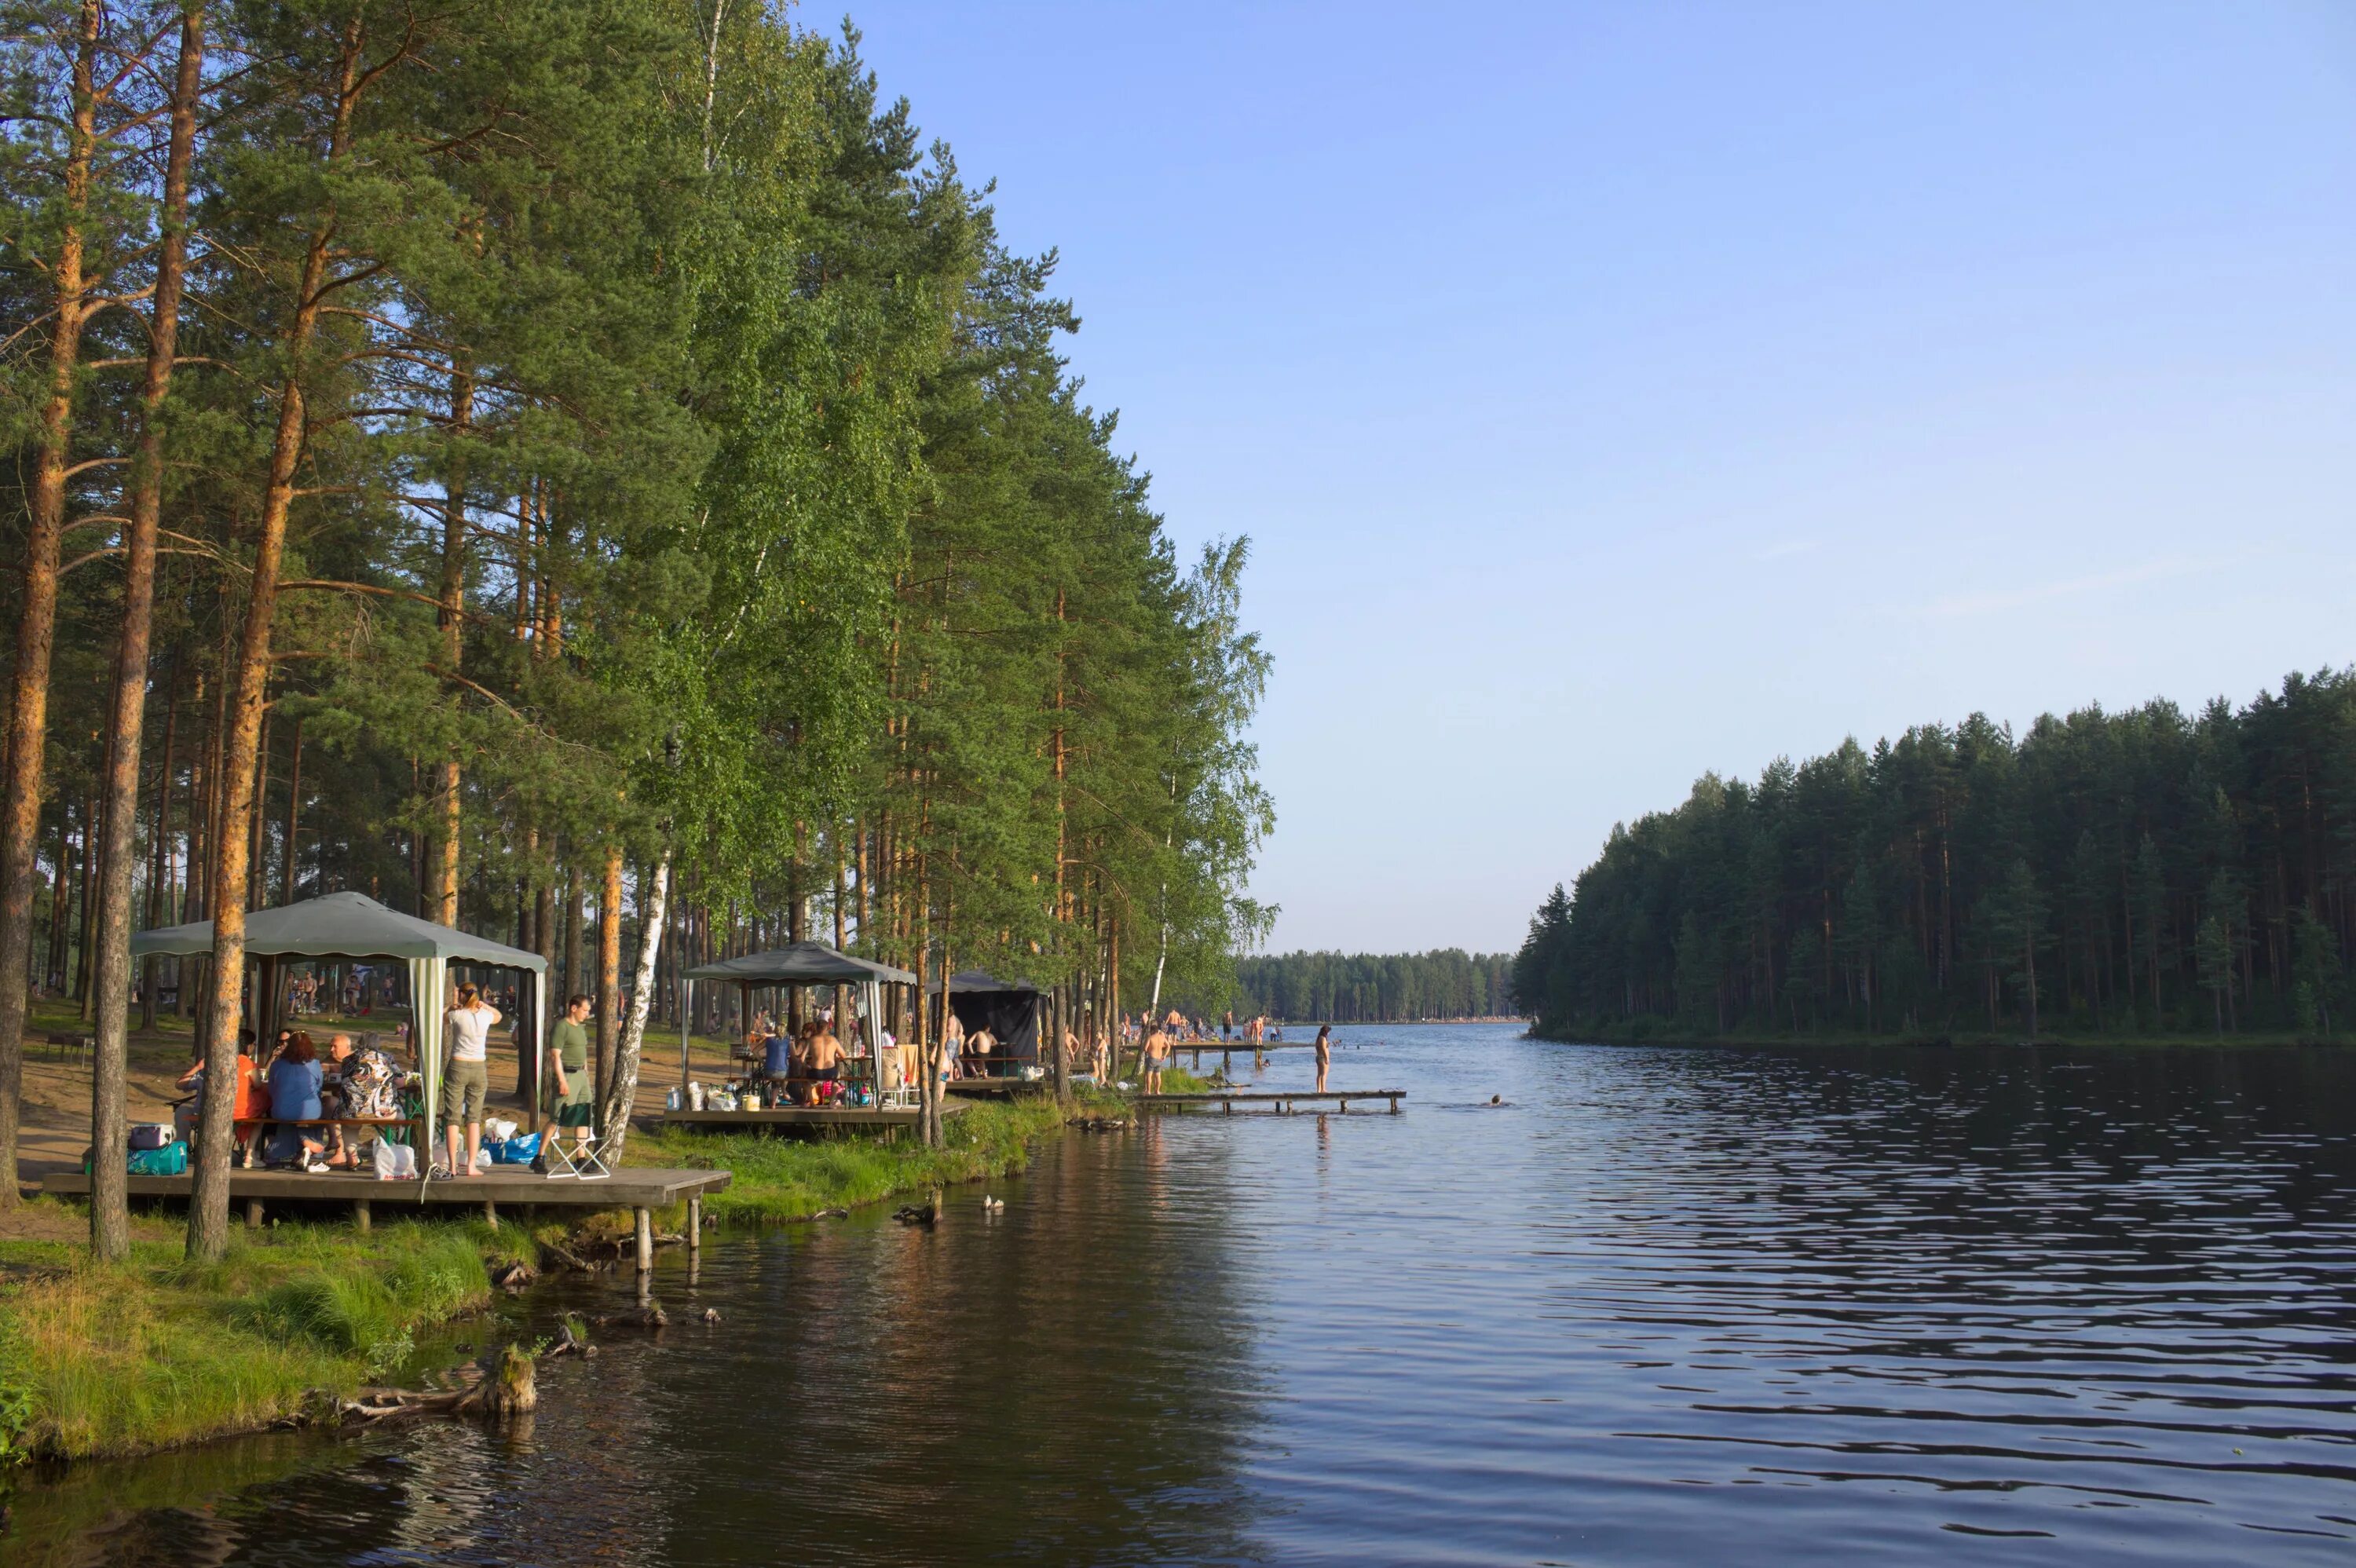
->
<box><xmin>42</xmin><ymin>1165</ymin><xmax>733</xmax><ymax>1276</ymax></box>
<box><xmin>946</xmin><ymin>1076</ymin><xmax>1052</xmax><ymax>1102</ymax></box>
<box><xmin>657</xmin><ymin>1102</ymin><xmax>965</xmax><ymax>1133</ymax></box>
<box><xmin>1136</xmin><ymin>1089</ymin><xmax>1405</xmax><ymax>1115</ymax></box>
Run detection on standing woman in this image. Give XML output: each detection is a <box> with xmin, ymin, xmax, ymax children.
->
<box><xmin>443</xmin><ymin>982</ymin><xmax>500</xmax><ymax>1177</ymax></box>
<box><xmin>1314</xmin><ymin>1024</ymin><xmax>1333</xmax><ymax>1093</ymax></box>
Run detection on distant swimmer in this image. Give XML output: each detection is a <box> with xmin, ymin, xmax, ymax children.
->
<box><xmin>1314</xmin><ymin>1024</ymin><xmax>1333</xmax><ymax>1092</ymax></box>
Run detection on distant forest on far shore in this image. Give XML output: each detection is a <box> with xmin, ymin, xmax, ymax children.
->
<box><xmin>1228</xmin><ymin>950</ymin><xmax>1518</xmax><ymax>1023</ymax></box>
<box><xmin>1513</xmin><ymin>670</ymin><xmax>2355</xmax><ymax>1044</ymax></box>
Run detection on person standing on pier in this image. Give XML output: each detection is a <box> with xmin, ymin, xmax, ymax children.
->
<box><xmin>544</xmin><ymin>995</ymin><xmax>595</xmax><ymax>1162</ymax></box>
<box><xmin>443</xmin><ymin>983</ymin><xmax>499</xmax><ymax>1177</ymax></box>
<box><xmin>1314</xmin><ymin>1024</ymin><xmax>1333</xmax><ymax>1093</ymax></box>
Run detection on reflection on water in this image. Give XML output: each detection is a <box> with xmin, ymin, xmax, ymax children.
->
<box><xmin>12</xmin><ymin>1028</ymin><xmax>2356</xmax><ymax>1566</ymax></box>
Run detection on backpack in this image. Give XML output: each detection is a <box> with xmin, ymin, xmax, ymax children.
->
<box><xmin>128</xmin><ymin>1142</ymin><xmax>189</xmax><ymax>1177</ymax></box>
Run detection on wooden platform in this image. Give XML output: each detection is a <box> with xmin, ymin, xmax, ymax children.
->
<box><xmin>42</xmin><ymin>1165</ymin><xmax>730</xmax><ymax>1209</ymax></box>
<box><xmin>946</xmin><ymin>1076</ymin><xmax>1051</xmax><ymax>1101</ymax></box>
<box><xmin>657</xmin><ymin>1102</ymin><xmax>966</xmax><ymax>1131</ymax></box>
<box><xmin>1137</xmin><ymin>1089</ymin><xmax>1406</xmax><ymax>1114</ymax></box>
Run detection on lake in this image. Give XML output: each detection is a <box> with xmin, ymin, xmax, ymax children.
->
<box><xmin>13</xmin><ymin>1025</ymin><xmax>2356</xmax><ymax>1566</ymax></box>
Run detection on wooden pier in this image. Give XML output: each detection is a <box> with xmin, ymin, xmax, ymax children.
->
<box><xmin>42</xmin><ymin>1166</ymin><xmax>732</xmax><ymax>1276</ymax></box>
<box><xmin>657</xmin><ymin>1102</ymin><xmax>965</xmax><ymax>1133</ymax></box>
<box><xmin>1137</xmin><ymin>1089</ymin><xmax>1405</xmax><ymax>1115</ymax></box>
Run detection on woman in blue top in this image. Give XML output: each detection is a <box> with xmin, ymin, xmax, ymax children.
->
<box><xmin>266</xmin><ymin>1032</ymin><xmax>327</xmax><ymax>1170</ymax></box>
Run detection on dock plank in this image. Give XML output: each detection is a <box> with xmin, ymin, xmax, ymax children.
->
<box><xmin>41</xmin><ymin>1166</ymin><xmax>730</xmax><ymax>1208</ymax></box>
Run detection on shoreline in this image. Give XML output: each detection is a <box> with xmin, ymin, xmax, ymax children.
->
<box><xmin>1533</xmin><ymin>1027</ymin><xmax>2348</xmax><ymax>1050</ymax></box>
<box><xmin>0</xmin><ymin>1093</ymin><xmax>1099</xmax><ymax>1467</ymax></box>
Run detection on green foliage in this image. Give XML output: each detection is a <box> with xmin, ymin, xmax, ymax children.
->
<box><xmin>1519</xmin><ymin>672</ymin><xmax>2356</xmax><ymax>1040</ymax></box>
<box><xmin>1230</xmin><ymin>949</ymin><xmax>1516</xmax><ymax>1022</ymax></box>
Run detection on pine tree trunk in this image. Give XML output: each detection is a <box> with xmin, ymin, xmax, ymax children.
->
<box><xmin>280</xmin><ymin>717</ymin><xmax>302</xmax><ymax>903</ymax></box>
<box><xmin>88</xmin><ymin>4</ymin><xmax>204</xmax><ymax>1257</ymax></box>
<box><xmin>597</xmin><ymin>846</ymin><xmax>622</xmax><ymax>1102</ymax></box>
<box><xmin>0</xmin><ymin>0</ymin><xmax>104</xmax><ymax>1201</ymax></box>
<box><xmin>189</xmin><ymin>20</ymin><xmax>367</xmax><ymax>1263</ymax></box>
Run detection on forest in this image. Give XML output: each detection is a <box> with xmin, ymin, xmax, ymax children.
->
<box><xmin>1227</xmin><ymin>950</ymin><xmax>1516</xmax><ymax>1024</ymax></box>
<box><xmin>1513</xmin><ymin>673</ymin><xmax>2356</xmax><ymax>1043</ymax></box>
<box><xmin>0</xmin><ymin>0</ymin><xmax>1270</xmax><ymax>1255</ymax></box>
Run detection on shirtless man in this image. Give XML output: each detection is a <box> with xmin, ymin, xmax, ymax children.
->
<box><xmin>1142</xmin><ymin>1022</ymin><xmax>1170</xmax><ymax>1093</ymax></box>
<box><xmin>806</xmin><ymin>1020</ymin><xmax>847</xmax><ymax>1103</ymax></box>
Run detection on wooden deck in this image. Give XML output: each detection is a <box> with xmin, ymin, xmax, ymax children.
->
<box><xmin>657</xmin><ymin>1102</ymin><xmax>966</xmax><ymax>1131</ymax></box>
<box><xmin>946</xmin><ymin>1076</ymin><xmax>1051</xmax><ymax>1101</ymax></box>
<box><xmin>42</xmin><ymin>1164</ymin><xmax>730</xmax><ymax>1223</ymax></box>
<box><xmin>1137</xmin><ymin>1089</ymin><xmax>1406</xmax><ymax>1114</ymax></box>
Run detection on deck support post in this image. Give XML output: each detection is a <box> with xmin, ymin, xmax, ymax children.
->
<box><xmin>244</xmin><ymin>1198</ymin><xmax>263</xmax><ymax>1228</ymax></box>
<box><xmin>635</xmin><ymin>1206</ymin><xmax>654</xmax><ymax>1276</ymax></box>
<box><xmin>353</xmin><ymin>1198</ymin><xmax>371</xmax><ymax>1232</ymax></box>
<box><xmin>687</xmin><ymin>1193</ymin><xmax>702</xmax><ymax>1252</ymax></box>
<box><xmin>484</xmin><ymin>1198</ymin><xmax>498</xmax><ymax>1230</ymax></box>
<box><xmin>1390</xmin><ymin>1095</ymin><xmax>1400</xmax><ymax>1113</ymax></box>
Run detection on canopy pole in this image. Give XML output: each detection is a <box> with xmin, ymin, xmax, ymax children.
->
<box><xmin>680</xmin><ymin>977</ymin><xmax>692</xmax><ymax>1088</ymax></box>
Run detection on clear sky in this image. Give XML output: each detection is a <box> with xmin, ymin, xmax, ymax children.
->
<box><xmin>844</xmin><ymin>1</ymin><xmax>2356</xmax><ymax>956</ymax></box>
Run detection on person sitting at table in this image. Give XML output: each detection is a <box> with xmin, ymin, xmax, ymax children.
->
<box><xmin>320</xmin><ymin>1032</ymin><xmax>398</xmax><ymax>1168</ymax></box>
<box><xmin>176</xmin><ymin>1033</ymin><xmax>270</xmax><ymax>1159</ymax></box>
<box><xmin>265</xmin><ymin>1032</ymin><xmax>328</xmax><ymax>1171</ymax></box>
<box><xmin>806</xmin><ymin>1021</ymin><xmax>846</xmax><ymax>1103</ymax></box>
<box><xmin>763</xmin><ymin>1025</ymin><xmax>795</xmax><ymax>1082</ymax></box>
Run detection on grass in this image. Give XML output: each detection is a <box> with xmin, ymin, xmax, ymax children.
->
<box><xmin>0</xmin><ymin>1204</ymin><xmax>530</xmax><ymax>1464</ymax></box>
<box><xmin>1</xmin><ymin>1080</ymin><xmax>1105</xmax><ymax>1465</ymax></box>
<box><xmin>622</xmin><ymin>1094</ymin><xmax>1092</xmax><ymax>1226</ymax></box>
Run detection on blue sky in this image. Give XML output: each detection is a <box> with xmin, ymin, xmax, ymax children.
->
<box><xmin>846</xmin><ymin>1</ymin><xmax>2356</xmax><ymax>955</ymax></box>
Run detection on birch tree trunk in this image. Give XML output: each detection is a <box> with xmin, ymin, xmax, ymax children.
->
<box><xmin>597</xmin><ymin>852</ymin><xmax>671</xmax><ymax>1164</ymax></box>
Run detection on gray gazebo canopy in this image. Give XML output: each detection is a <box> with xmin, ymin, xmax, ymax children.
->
<box><xmin>677</xmin><ymin>939</ymin><xmax>916</xmax><ymax>1088</ymax></box>
<box><xmin>132</xmin><ymin>890</ymin><xmax>547</xmax><ymax>971</ymax></box>
<box><xmin>925</xmin><ymin>967</ymin><xmax>1041</xmax><ymax>996</ymax></box>
<box><xmin>685</xmin><ymin>940</ymin><xmax>916</xmax><ymax>987</ymax></box>
<box><xmin>133</xmin><ymin>890</ymin><xmax>546</xmax><ymax>1175</ymax></box>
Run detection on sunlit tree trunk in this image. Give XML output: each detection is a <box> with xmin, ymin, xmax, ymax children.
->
<box><xmin>189</xmin><ymin>20</ymin><xmax>367</xmax><ymax>1263</ymax></box>
<box><xmin>0</xmin><ymin>0</ymin><xmax>103</xmax><ymax>1207</ymax></box>
<box><xmin>90</xmin><ymin>3</ymin><xmax>205</xmax><ymax>1257</ymax></box>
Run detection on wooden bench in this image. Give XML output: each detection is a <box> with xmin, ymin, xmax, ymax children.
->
<box><xmin>43</xmin><ymin>1029</ymin><xmax>93</xmax><ymax>1063</ymax></box>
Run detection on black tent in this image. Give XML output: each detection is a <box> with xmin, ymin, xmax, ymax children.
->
<box><xmin>928</xmin><ymin>970</ymin><xmax>1044</xmax><ymax>1070</ymax></box>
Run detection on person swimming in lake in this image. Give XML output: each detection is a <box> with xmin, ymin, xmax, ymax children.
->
<box><xmin>1314</xmin><ymin>1024</ymin><xmax>1333</xmax><ymax>1092</ymax></box>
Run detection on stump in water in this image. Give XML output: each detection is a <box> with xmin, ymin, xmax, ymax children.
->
<box><xmin>476</xmin><ymin>1343</ymin><xmax>536</xmax><ymax>1417</ymax></box>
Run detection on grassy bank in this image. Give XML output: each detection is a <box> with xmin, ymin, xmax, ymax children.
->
<box><xmin>0</xmin><ymin>1210</ymin><xmax>533</xmax><ymax>1464</ymax></box>
<box><xmin>623</xmin><ymin>1093</ymin><xmax>1103</xmax><ymax>1225</ymax></box>
<box><xmin>2</xmin><ymin>1088</ymin><xmax>1103</xmax><ymax>1464</ymax></box>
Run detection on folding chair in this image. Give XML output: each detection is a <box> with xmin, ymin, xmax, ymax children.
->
<box><xmin>541</xmin><ymin>1123</ymin><xmax>612</xmax><ymax>1180</ymax></box>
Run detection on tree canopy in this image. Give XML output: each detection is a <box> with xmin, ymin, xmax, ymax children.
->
<box><xmin>0</xmin><ymin>1</ymin><xmax>1271</xmax><ymax>1239</ymax></box>
<box><xmin>1514</xmin><ymin>672</ymin><xmax>2356</xmax><ymax>1043</ymax></box>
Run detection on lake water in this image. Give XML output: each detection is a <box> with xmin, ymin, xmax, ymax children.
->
<box><xmin>13</xmin><ymin>1025</ymin><xmax>2356</xmax><ymax>1566</ymax></box>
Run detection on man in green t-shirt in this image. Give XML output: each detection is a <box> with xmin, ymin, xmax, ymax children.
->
<box><xmin>543</xmin><ymin>994</ymin><xmax>596</xmax><ymax>1160</ymax></box>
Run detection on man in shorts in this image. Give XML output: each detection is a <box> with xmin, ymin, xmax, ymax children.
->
<box><xmin>543</xmin><ymin>994</ymin><xmax>595</xmax><ymax>1161</ymax></box>
<box><xmin>806</xmin><ymin>1019</ymin><xmax>847</xmax><ymax>1103</ymax></box>
<box><xmin>1142</xmin><ymin>1022</ymin><xmax>1170</xmax><ymax>1093</ymax></box>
